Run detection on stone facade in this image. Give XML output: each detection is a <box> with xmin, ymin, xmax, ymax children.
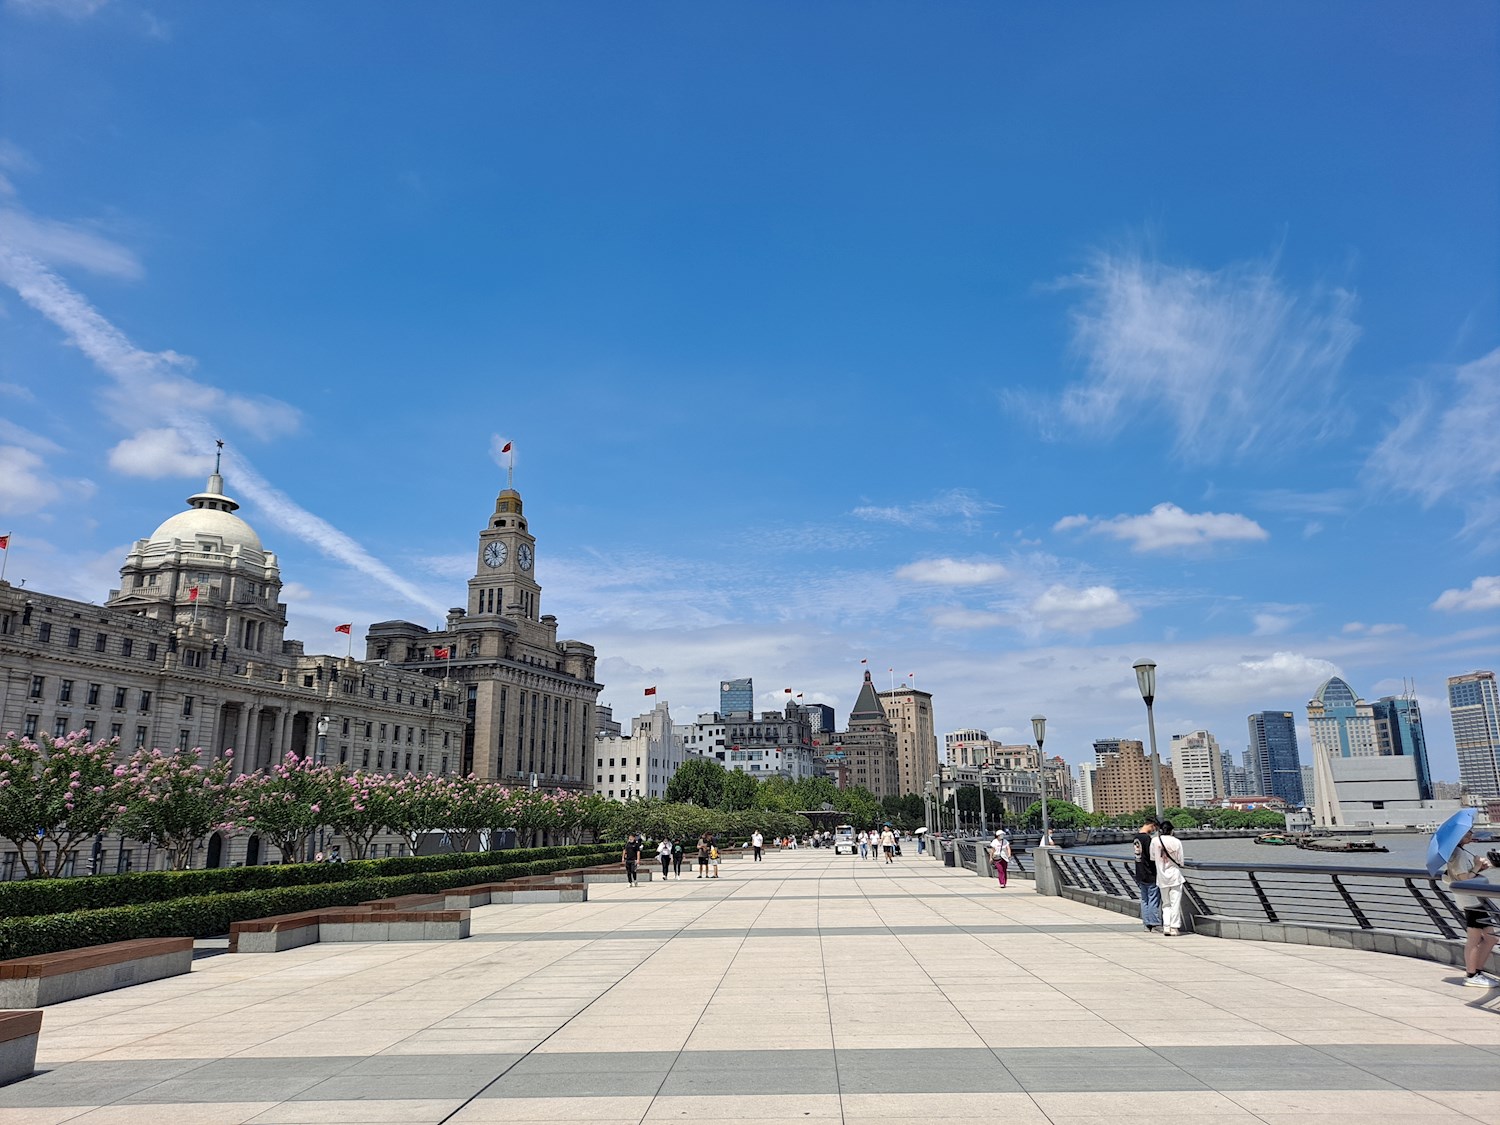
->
<box><xmin>878</xmin><ymin>686</ymin><xmax>938</xmax><ymax>797</ymax></box>
<box><xmin>818</xmin><ymin>671</ymin><xmax>900</xmax><ymax>798</ymax></box>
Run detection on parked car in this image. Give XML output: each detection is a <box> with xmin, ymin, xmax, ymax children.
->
<box><xmin>833</xmin><ymin>825</ymin><xmax>857</xmax><ymax>855</ymax></box>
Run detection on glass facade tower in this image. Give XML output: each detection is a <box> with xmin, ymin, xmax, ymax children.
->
<box><xmin>1247</xmin><ymin>711</ymin><xmax>1304</xmax><ymax>806</ymax></box>
<box><xmin>1448</xmin><ymin>671</ymin><xmax>1500</xmax><ymax>799</ymax></box>
<box><xmin>1372</xmin><ymin>694</ymin><xmax>1434</xmax><ymax>800</ymax></box>
<box><xmin>719</xmin><ymin>677</ymin><xmax>753</xmax><ymax>716</ymax></box>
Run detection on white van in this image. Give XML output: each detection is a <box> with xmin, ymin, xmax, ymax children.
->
<box><xmin>833</xmin><ymin>825</ymin><xmax>857</xmax><ymax>855</ymax></box>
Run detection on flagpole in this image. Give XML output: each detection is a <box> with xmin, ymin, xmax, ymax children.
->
<box><xmin>0</xmin><ymin>535</ymin><xmax>9</xmax><ymax>585</ymax></box>
<box><xmin>346</xmin><ymin>628</ymin><xmax>353</xmax><ymax>661</ymax></box>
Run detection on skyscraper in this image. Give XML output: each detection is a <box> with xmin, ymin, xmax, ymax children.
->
<box><xmin>719</xmin><ymin>677</ymin><xmax>753</xmax><ymax>716</ymax></box>
<box><xmin>1448</xmin><ymin>671</ymin><xmax>1500</xmax><ymax>799</ymax></box>
<box><xmin>1169</xmin><ymin>730</ymin><xmax>1225</xmax><ymax>807</ymax></box>
<box><xmin>1247</xmin><ymin>711</ymin><xmax>1304</xmax><ymax>806</ymax></box>
<box><xmin>879</xmin><ymin>686</ymin><xmax>939</xmax><ymax>797</ymax></box>
<box><xmin>1372</xmin><ymin>692</ymin><xmax>1433</xmax><ymax>800</ymax></box>
<box><xmin>1306</xmin><ymin>677</ymin><xmax>1378</xmax><ymax>758</ymax></box>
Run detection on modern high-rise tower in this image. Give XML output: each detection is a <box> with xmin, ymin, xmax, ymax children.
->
<box><xmin>1448</xmin><ymin>671</ymin><xmax>1500</xmax><ymax>799</ymax></box>
<box><xmin>1247</xmin><ymin>711</ymin><xmax>1304</xmax><ymax>806</ymax></box>
<box><xmin>1306</xmin><ymin>677</ymin><xmax>1378</xmax><ymax>759</ymax></box>
<box><xmin>719</xmin><ymin>677</ymin><xmax>753</xmax><ymax>716</ymax></box>
<box><xmin>1372</xmin><ymin>691</ymin><xmax>1433</xmax><ymax>801</ymax></box>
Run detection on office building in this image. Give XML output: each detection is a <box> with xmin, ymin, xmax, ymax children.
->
<box><xmin>1448</xmin><ymin>671</ymin><xmax>1500</xmax><ymax>799</ymax></box>
<box><xmin>1093</xmin><ymin>741</ymin><xmax>1179</xmax><ymax>818</ymax></box>
<box><xmin>594</xmin><ymin>699</ymin><xmax>683</xmax><ymax>799</ymax></box>
<box><xmin>719</xmin><ymin>677</ymin><xmax>754</xmax><ymax>716</ymax></box>
<box><xmin>1306</xmin><ymin>677</ymin><xmax>1378</xmax><ymax>759</ymax></box>
<box><xmin>945</xmin><ymin>728</ymin><xmax>989</xmax><ymax>767</ymax></box>
<box><xmin>804</xmin><ymin>703</ymin><xmax>836</xmax><ymax>735</ymax></box>
<box><xmin>1170</xmin><ymin>729</ymin><xmax>1225</xmax><ymax>807</ymax></box>
<box><xmin>822</xmin><ymin>671</ymin><xmax>899</xmax><ymax>797</ymax></box>
<box><xmin>1248</xmin><ymin>711</ymin><xmax>1305</xmax><ymax>806</ymax></box>
<box><xmin>1372</xmin><ymin>691</ymin><xmax>1433</xmax><ymax>800</ymax></box>
<box><xmin>878</xmin><ymin>685</ymin><xmax>938</xmax><ymax>796</ymax></box>
<box><xmin>1076</xmin><ymin>761</ymin><xmax>1099</xmax><ymax>813</ymax></box>
<box><xmin>1093</xmin><ymin>737</ymin><xmax>1138</xmax><ymax>767</ymax></box>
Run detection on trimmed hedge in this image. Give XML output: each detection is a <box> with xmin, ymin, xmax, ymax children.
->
<box><xmin>0</xmin><ymin>843</ymin><xmax>611</xmax><ymax>919</ymax></box>
<box><xmin>0</xmin><ymin>850</ymin><xmax>618</xmax><ymax>958</ymax></box>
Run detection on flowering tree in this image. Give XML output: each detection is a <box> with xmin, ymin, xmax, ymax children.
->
<box><xmin>0</xmin><ymin>732</ymin><xmax>136</xmax><ymax>878</ymax></box>
<box><xmin>445</xmin><ymin>776</ymin><xmax>508</xmax><ymax>852</ymax></box>
<box><xmin>230</xmin><ymin>752</ymin><xmax>336</xmax><ymax>863</ymax></box>
<box><xmin>567</xmin><ymin>792</ymin><xmax>613</xmax><ymax>844</ymax></box>
<box><xmin>321</xmin><ymin>771</ymin><xmax>401</xmax><ymax>860</ymax></box>
<box><xmin>383</xmin><ymin>773</ymin><xmax>457</xmax><ymax>856</ymax></box>
<box><xmin>117</xmin><ymin>747</ymin><xmax>236</xmax><ymax>870</ymax></box>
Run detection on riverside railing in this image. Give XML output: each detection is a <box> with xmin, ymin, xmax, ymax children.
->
<box><xmin>1044</xmin><ymin>845</ymin><xmax>1500</xmax><ymax>973</ymax></box>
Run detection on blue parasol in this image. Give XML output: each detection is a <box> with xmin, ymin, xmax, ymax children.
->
<box><xmin>1426</xmin><ymin>807</ymin><xmax>1477</xmax><ymax>877</ymax></box>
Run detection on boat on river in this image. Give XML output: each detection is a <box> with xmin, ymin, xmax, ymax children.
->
<box><xmin>1254</xmin><ymin>832</ymin><xmax>1302</xmax><ymax>846</ymax></box>
<box><xmin>1296</xmin><ymin>837</ymin><xmax>1389</xmax><ymax>853</ymax></box>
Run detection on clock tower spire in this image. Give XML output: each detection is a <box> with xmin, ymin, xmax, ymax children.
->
<box><xmin>468</xmin><ymin>486</ymin><xmax>540</xmax><ymax>621</ymax></box>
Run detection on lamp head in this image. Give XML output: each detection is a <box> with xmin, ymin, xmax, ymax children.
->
<box><xmin>1030</xmin><ymin>714</ymin><xmax>1046</xmax><ymax>745</ymax></box>
<box><xmin>1132</xmin><ymin>658</ymin><xmax>1157</xmax><ymax>704</ymax></box>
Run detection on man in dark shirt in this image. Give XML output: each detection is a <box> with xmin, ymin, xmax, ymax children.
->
<box><xmin>622</xmin><ymin>832</ymin><xmax>642</xmax><ymax>887</ymax></box>
<box><xmin>1133</xmin><ymin>816</ymin><xmax>1161</xmax><ymax>932</ymax></box>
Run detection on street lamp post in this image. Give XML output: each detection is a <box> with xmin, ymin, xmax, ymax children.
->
<box><xmin>1031</xmin><ymin>715</ymin><xmax>1049</xmax><ymax>845</ymax></box>
<box><xmin>977</xmin><ymin>762</ymin><xmax>988</xmax><ymax>836</ymax></box>
<box><xmin>1132</xmin><ymin>659</ymin><xmax>1166</xmax><ymax>820</ymax></box>
<box><xmin>312</xmin><ymin>715</ymin><xmax>331</xmax><ymax>861</ymax></box>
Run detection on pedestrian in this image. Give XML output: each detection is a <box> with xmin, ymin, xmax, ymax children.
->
<box><xmin>672</xmin><ymin>837</ymin><xmax>685</xmax><ymax>879</ymax></box>
<box><xmin>880</xmin><ymin>824</ymin><xmax>896</xmax><ymax>864</ymax></box>
<box><xmin>697</xmin><ymin>834</ymin><xmax>711</xmax><ymax>877</ymax></box>
<box><xmin>709</xmin><ymin>836</ymin><xmax>721</xmax><ymax>878</ymax></box>
<box><xmin>752</xmin><ymin>829</ymin><xmax>764</xmax><ymax>861</ymax></box>
<box><xmin>622</xmin><ymin>832</ymin><xmax>642</xmax><ymax>887</ymax></box>
<box><xmin>858</xmin><ymin>830</ymin><xmax>869</xmax><ymax>860</ymax></box>
<box><xmin>1151</xmin><ymin>820</ymin><xmax>1186</xmax><ymax>935</ymax></box>
<box><xmin>916</xmin><ymin>832</ymin><xmax>926</xmax><ymax>855</ymax></box>
<box><xmin>1445</xmin><ymin>827</ymin><xmax>1499</xmax><ymax>987</ymax></box>
<box><xmin>328</xmin><ymin>845</ymin><xmax>344</xmax><ymax>863</ymax></box>
<box><xmin>987</xmin><ymin>829</ymin><xmax>1010</xmax><ymax>888</ymax></box>
<box><xmin>657</xmin><ymin>836</ymin><xmax>673</xmax><ymax>881</ymax></box>
<box><xmin>1133</xmin><ymin>816</ymin><xmax>1161</xmax><ymax>932</ymax></box>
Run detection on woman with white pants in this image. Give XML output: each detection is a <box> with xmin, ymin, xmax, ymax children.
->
<box><xmin>1151</xmin><ymin>821</ymin><xmax>1186</xmax><ymax>936</ymax></box>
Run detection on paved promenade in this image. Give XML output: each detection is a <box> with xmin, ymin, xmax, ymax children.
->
<box><xmin>1</xmin><ymin>849</ymin><xmax>1497</xmax><ymax>1124</ymax></box>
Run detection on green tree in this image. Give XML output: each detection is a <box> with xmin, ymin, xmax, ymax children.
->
<box><xmin>0</xmin><ymin>732</ymin><xmax>135</xmax><ymax>878</ymax></box>
<box><xmin>117</xmin><ymin>746</ymin><xmax>237</xmax><ymax>869</ymax></box>
<box><xmin>665</xmin><ymin>757</ymin><xmax>726</xmax><ymax>807</ymax></box>
<box><xmin>791</xmin><ymin>776</ymin><xmax>842</xmax><ymax>811</ymax></box>
<box><xmin>719</xmin><ymin>769</ymin><xmax>758</xmax><ymax>811</ymax></box>
<box><xmin>1020</xmin><ymin>799</ymin><xmax>1092</xmax><ymax>830</ymax></box>
<box><xmin>230</xmin><ymin>752</ymin><xmax>338</xmax><ymax>863</ymax></box>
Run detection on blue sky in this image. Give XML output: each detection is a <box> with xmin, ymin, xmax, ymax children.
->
<box><xmin>1</xmin><ymin>1</ymin><xmax>1497</xmax><ymax>786</ymax></box>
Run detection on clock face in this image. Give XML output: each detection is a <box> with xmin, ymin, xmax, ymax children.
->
<box><xmin>483</xmin><ymin>541</ymin><xmax>507</xmax><ymax>568</ymax></box>
<box><xmin>517</xmin><ymin>544</ymin><xmax>534</xmax><ymax>571</ymax></box>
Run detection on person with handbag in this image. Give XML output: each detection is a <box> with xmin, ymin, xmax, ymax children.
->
<box><xmin>987</xmin><ymin>829</ymin><xmax>1011</xmax><ymax>888</ymax></box>
<box><xmin>656</xmin><ymin>836</ymin><xmax>673</xmax><ymax>882</ymax></box>
<box><xmin>1150</xmin><ymin>820</ymin><xmax>1186</xmax><ymax>936</ymax></box>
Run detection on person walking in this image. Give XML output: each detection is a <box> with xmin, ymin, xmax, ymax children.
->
<box><xmin>1445</xmin><ymin>827</ymin><xmax>1499</xmax><ymax>987</ymax></box>
<box><xmin>880</xmin><ymin>825</ymin><xmax>896</xmax><ymax>864</ymax></box>
<box><xmin>622</xmin><ymin>832</ymin><xmax>642</xmax><ymax>888</ymax></box>
<box><xmin>1151</xmin><ymin>820</ymin><xmax>1186</xmax><ymax>935</ymax></box>
<box><xmin>858</xmin><ymin>830</ymin><xmax>869</xmax><ymax>860</ymax></box>
<box><xmin>657</xmin><ymin>836</ymin><xmax>673</xmax><ymax>881</ymax></box>
<box><xmin>696</xmin><ymin>834</ymin><xmax>711</xmax><ymax>877</ymax></box>
<box><xmin>672</xmin><ymin>837</ymin><xmax>685</xmax><ymax>879</ymax></box>
<box><xmin>752</xmin><ymin>829</ymin><xmax>764</xmax><ymax>861</ymax></box>
<box><xmin>1133</xmin><ymin>816</ymin><xmax>1161</xmax><ymax>932</ymax></box>
<box><xmin>987</xmin><ymin>829</ymin><xmax>1011</xmax><ymax>888</ymax></box>
<box><xmin>709</xmin><ymin>835</ymin><xmax>721</xmax><ymax>878</ymax></box>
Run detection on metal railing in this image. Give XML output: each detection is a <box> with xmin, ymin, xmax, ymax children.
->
<box><xmin>1049</xmin><ymin>846</ymin><xmax>1495</xmax><ymax>942</ymax></box>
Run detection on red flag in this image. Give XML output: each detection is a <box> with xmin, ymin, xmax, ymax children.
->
<box><xmin>643</xmin><ymin>686</ymin><xmax>657</xmax><ymax>696</ymax></box>
<box><xmin>0</xmin><ymin>535</ymin><xmax>9</xmax><ymax>550</ymax></box>
<box><xmin>797</xmin><ymin>693</ymin><xmax>803</xmax><ymax>699</ymax></box>
<box><xmin>434</xmin><ymin>646</ymin><xmax>450</xmax><ymax>659</ymax></box>
<box><xmin>334</xmin><ymin>623</ymin><xmax>352</xmax><ymax>635</ymax></box>
<box><xmin>784</xmin><ymin>688</ymin><xmax>792</xmax><ymax>693</ymax></box>
<box><xmin>501</xmin><ymin>441</ymin><xmax>513</xmax><ymax>453</ymax></box>
<box><xmin>860</xmin><ymin>658</ymin><xmax>867</xmax><ymax>664</ymax></box>
<box><xmin>187</xmin><ymin>586</ymin><xmax>199</xmax><ymax>602</ymax></box>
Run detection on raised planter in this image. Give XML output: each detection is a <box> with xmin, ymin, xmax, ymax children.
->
<box><xmin>0</xmin><ymin>938</ymin><xmax>193</xmax><ymax>1008</ymax></box>
<box><xmin>230</xmin><ymin>905</ymin><xmax>471</xmax><ymax>952</ymax></box>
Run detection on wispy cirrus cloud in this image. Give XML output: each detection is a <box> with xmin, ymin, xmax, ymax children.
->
<box><xmin>1367</xmin><ymin>347</ymin><xmax>1500</xmax><ymax>538</ymax></box>
<box><xmin>1054</xmin><ymin>501</ymin><xmax>1268</xmax><ymax>552</ymax></box>
<box><xmin>1015</xmin><ymin>245</ymin><xmax>1359</xmax><ymax>462</ymax></box>
<box><xmin>852</xmin><ymin>488</ymin><xmax>997</xmax><ymax>530</ymax></box>
<box><xmin>895</xmin><ymin>557</ymin><xmax>1009</xmax><ymax>586</ymax></box>
<box><xmin>4</xmin><ymin>0</ymin><xmax>109</xmax><ymax>18</ymax></box>
<box><xmin>1432</xmin><ymin>576</ymin><xmax>1500</xmax><ymax>614</ymax></box>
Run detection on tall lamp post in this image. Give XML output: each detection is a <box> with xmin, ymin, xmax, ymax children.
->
<box><xmin>1031</xmin><ymin>715</ymin><xmax>1049</xmax><ymax>845</ymax></box>
<box><xmin>1132</xmin><ymin>658</ymin><xmax>1166</xmax><ymax>820</ymax></box>
<box><xmin>310</xmin><ymin>715</ymin><xmax>331</xmax><ymax>862</ymax></box>
<box><xmin>977</xmin><ymin>761</ymin><xmax>989</xmax><ymax>836</ymax></box>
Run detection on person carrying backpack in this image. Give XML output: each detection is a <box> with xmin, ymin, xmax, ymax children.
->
<box><xmin>1133</xmin><ymin>816</ymin><xmax>1161</xmax><ymax>932</ymax></box>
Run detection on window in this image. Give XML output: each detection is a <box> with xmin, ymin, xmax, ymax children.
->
<box><xmin>54</xmin><ymin>717</ymin><xmax>69</xmax><ymax>738</ymax></box>
<box><xmin>178</xmin><ymin>729</ymin><xmax>190</xmax><ymax>748</ymax></box>
<box><xmin>379</xmin><ymin>724</ymin><xmax>387</xmax><ymax>742</ymax></box>
<box><xmin>95</xmin><ymin>632</ymin><xmax>107</xmax><ymax>653</ymax></box>
<box><xmin>341</xmin><ymin>718</ymin><xmax>349</xmax><ymax>736</ymax></box>
<box><xmin>108</xmin><ymin>722</ymin><xmax>122</xmax><ymax>739</ymax></box>
<box><xmin>113</xmin><ymin>687</ymin><xmax>127</xmax><ymax>709</ymax></box>
<box><xmin>440</xmin><ymin>755</ymin><xmax>448</xmax><ymax>774</ymax></box>
<box><xmin>404</xmin><ymin>753</ymin><xmax>411</xmax><ymax>771</ymax></box>
<box><xmin>381</xmin><ymin>689</ymin><xmax>389</xmax><ymax>701</ymax></box>
<box><xmin>364</xmin><ymin>722</ymin><xmax>372</xmax><ymax>739</ymax></box>
<box><xmin>59</xmin><ymin>680</ymin><xmax>74</xmax><ymax>703</ymax></box>
<box><xmin>417</xmin><ymin>754</ymin><xmax>424</xmax><ymax>772</ymax></box>
<box><xmin>29</xmin><ymin>675</ymin><xmax>44</xmax><ymax>699</ymax></box>
<box><xmin>183</xmin><ymin>695</ymin><xmax>194</xmax><ymax>717</ymax></box>
<box><xmin>37</xmin><ymin>622</ymin><xmax>51</xmax><ymax>643</ymax></box>
<box><xmin>83</xmin><ymin>720</ymin><xmax>96</xmax><ymax>739</ymax></box>
<box><xmin>361</xmin><ymin>749</ymin><xmax>370</xmax><ymax>768</ymax></box>
<box><xmin>87</xmin><ymin>683</ymin><xmax>100</xmax><ymax>706</ymax></box>
<box><xmin>135</xmin><ymin>726</ymin><xmax>148</xmax><ymax>747</ymax></box>
<box><xmin>67</xmin><ymin>627</ymin><xmax>80</xmax><ymax>649</ymax></box>
<box><xmin>339</xmin><ymin>748</ymin><xmax>348</xmax><ymax>765</ymax></box>
<box><xmin>139</xmin><ymin>690</ymin><xmax>152</xmax><ymax>713</ymax></box>
<box><xmin>377</xmin><ymin>751</ymin><xmax>385</xmax><ymax>768</ymax></box>
<box><xmin>122</xmin><ymin>638</ymin><xmax>133</xmax><ymax>657</ymax></box>
<box><xmin>146</xmin><ymin>643</ymin><xmax>158</xmax><ymax>661</ymax></box>
<box><xmin>302</xmin><ymin>675</ymin><xmax>314</xmax><ymax>688</ymax></box>
<box><xmin>23</xmin><ymin>715</ymin><xmax>37</xmax><ymax>737</ymax></box>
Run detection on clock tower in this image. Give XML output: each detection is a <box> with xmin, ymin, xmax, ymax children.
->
<box><xmin>468</xmin><ymin>487</ymin><xmax>541</xmax><ymax>620</ymax></box>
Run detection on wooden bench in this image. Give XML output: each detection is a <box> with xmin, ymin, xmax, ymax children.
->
<box><xmin>488</xmin><ymin>879</ymin><xmax>588</xmax><ymax>904</ymax></box>
<box><xmin>229</xmin><ymin>904</ymin><xmax>472</xmax><ymax>953</ymax></box>
<box><xmin>0</xmin><ymin>1010</ymin><xmax>42</xmax><ymax>1086</ymax></box>
<box><xmin>0</xmin><ymin>938</ymin><xmax>193</xmax><ymax>1008</ymax></box>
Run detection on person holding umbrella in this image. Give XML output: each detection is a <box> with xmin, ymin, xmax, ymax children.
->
<box><xmin>1428</xmin><ymin>808</ymin><xmax>1499</xmax><ymax>988</ymax></box>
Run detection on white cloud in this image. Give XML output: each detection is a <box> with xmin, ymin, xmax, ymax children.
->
<box><xmin>1020</xmin><ymin>245</ymin><xmax>1358</xmax><ymax>462</ymax></box>
<box><xmin>1054</xmin><ymin>502</ymin><xmax>1268</xmax><ymax>552</ymax></box>
<box><xmin>1367</xmin><ymin>347</ymin><xmax>1500</xmax><ymax>536</ymax></box>
<box><xmin>1252</xmin><ymin>613</ymin><xmax>1293</xmax><ymax>636</ymax></box>
<box><xmin>0</xmin><ymin>383</ymin><xmax>37</xmax><ymax>401</ymax></box>
<box><xmin>0</xmin><ymin>445</ymin><xmax>60</xmax><ymax>513</ymax></box>
<box><xmin>928</xmin><ymin>607</ymin><xmax>1011</xmax><ymax>630</ymax></box>
<box><xmin>895</xmin><ymin>557</ymin><xmax>1009</xmax><ymax>586</ymax></box>
<box><xmin>489</xmin><ymin>434</ymin><xmax>515</xmax><ymax>471</ymax></box>
<box><xmin>1433</xmin><ymin>576</ymin><xmax>1500</xmax><ymax>614</ymax></box>
<box><xmin>0</xmin><ymin>208</ymin><xmax>143</xmax><ymax>280</ymax></box>
<box><xmin>0</xmin><ymin>419</ymin><xmax>61</xmax><ymax>453</ymax></box>
<box><xmin>107</xmin><ymin>429</ymin><xmax>215</xmax><ymax>479</ymax></box>
<box><xmin>852</xmin><ymin>488</ymin><xmax>997</xmax><ymax>530</ymax></box>
<box><xmin>1177</xmin><ymin>650</ymin><xmax>1341</xmax><ymax>708</ymax></box>
<box><xmin>1029</xmin><ymin>584</ymin><xmax>1137</xmax><ymax>632</ymax></box>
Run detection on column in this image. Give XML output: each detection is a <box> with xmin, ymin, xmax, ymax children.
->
<box><xmin>233</xmin><ymin>704</ymin><xmax>251</xmax><ymax>777</ymax></box>
<box><xmin>279</xmin><ymin>708</ymin><xmax>296</xmax><ymax>764</ymax></box>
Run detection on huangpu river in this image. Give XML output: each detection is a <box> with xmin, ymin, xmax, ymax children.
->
<box><xmin>1084</xmin><ymin>832</ymin><xmax>1443</xmax><ymax>870</ymax></box>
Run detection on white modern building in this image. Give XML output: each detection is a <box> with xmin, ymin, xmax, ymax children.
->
<box><xmin>594</xmin><ymin>699</ymin><xmax>684</xmax><ymax>799</ymax></box>
<box><xmin>1076</xmin><ymin>761</ymin><xmax>1099</xmax><ymax>814</ymax></box>
<box><xmin>1169</xmin><ymin>729</ymin><xmax>1226</xmax><ymax>807</ymax></box>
